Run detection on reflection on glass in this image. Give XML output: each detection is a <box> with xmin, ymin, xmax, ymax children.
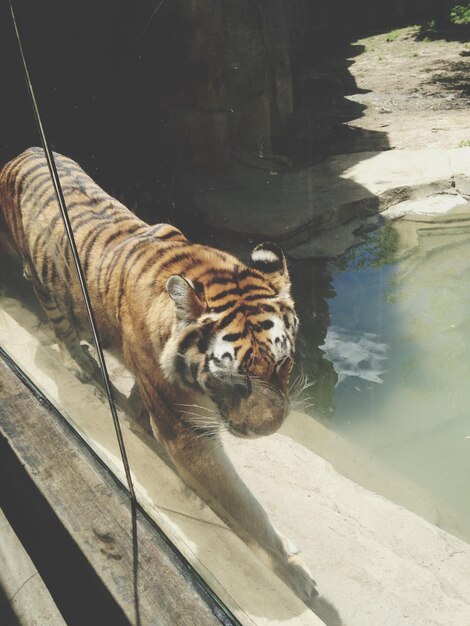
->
<box><xmin>0</xmin><ymin>151</ymin><xmax>128</xmax><ymax>484</ymax></box>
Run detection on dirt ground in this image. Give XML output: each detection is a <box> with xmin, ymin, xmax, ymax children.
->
<box><xmin>343</xmin><ymin>26</ymin><xmax>470</xmax><ymax>151</ymax></box>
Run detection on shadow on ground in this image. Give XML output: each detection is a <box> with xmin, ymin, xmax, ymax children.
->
<box><xmin>426</xmin><ymin>59</ymin><xmax>470</xmax><ymax>101</ymax></box>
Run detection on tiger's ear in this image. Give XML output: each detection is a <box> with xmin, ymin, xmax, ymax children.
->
<box><xmin>250</xmin><ymin>242</ymin><xmax>290</xmax><ymax>295</ymax></box>
<box><xmin>166</xmin><ymin>275</ymin><xmax>205</xmax><ymax>325</ymax></box>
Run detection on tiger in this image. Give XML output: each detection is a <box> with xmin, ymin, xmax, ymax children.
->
<box><xmin>0</xmin><ymin>147</ymin><xmax>320</xmax><ymax>608</ymax></box>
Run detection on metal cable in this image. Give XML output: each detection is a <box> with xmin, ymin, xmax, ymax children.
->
<box><xmin>8</xmin><ymin>0</ymin><xmax>136</xmax><ymax>503</ymax></box>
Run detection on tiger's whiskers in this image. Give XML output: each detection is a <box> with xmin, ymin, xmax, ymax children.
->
<box><xmin>178</xmin><ymin>404</ymin><xmax>225</xmax><ymax>440</ymax></box>
<box><xmin>176</xmin><ymin>402</ymin><xmax>217</xmax><ymax>413</ymax></box>
<box><xmin>289</xmin><ymin>369</ymin><xmax>315</xmax><ymax>412</ymax></box>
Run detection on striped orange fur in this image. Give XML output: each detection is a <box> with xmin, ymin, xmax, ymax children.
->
<box><xmin>0</xmin><ymin>148</ymin><xmax>320</xmax><ymax>605</ymax></box>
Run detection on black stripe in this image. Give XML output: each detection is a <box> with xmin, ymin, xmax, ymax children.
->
<box><xmin>111</xmin><ymin>234</ymin><xmax>166</xmax><ymax>298</ymax></box>
<box><xmin>175</xmin><ymin>354</ymin><xmax>187</xmax><ymax>376</ymax></box>
<box><xmin>0</xmin><ymin>162</ymin><xmax>16</xmax><ymax>190</ymax></box>
<box><xmin>236</xmin><ymin>268</ymin><xmax>262</xmax><ymax>281</ymax></box>
<box><xmin>243</xmin><ymin>283</ymin><xmax>273</xmax><ymax>294</ymax></box>
<box><xmin>178</xmin><ymin>257</ymin><xmax>206</xmax><ymax>275</ymax></box>
<box><xmin>107</xmin><ymin>240</ymin><xmax>149</xmax><ymax>293</ymax></box>
<box><xmin>24</xmin><ymin>184</ymin><xmax>58</xmax><ymax>221</ymax></box>
<box><xmin>14</xmin><ymin>150</ymin><xmax>41</xmax><ymax>172</ymax></box>
<box><xmin>155</xmin><ymin>248</ymin><xmax>194</xmax><ymax>274</ymax></box>
<box><xmin>134</xmin><ymin>244</ymin><xmax>189</xmax><ymax>286</ymax></box>
<box><xmin>104</xmin><ymin>235</ymin><xmax>154</xmax><ymax>285</ymax></box>
<box><xmin>82</xmin><ymin>221</ymin><xmax>143</xmax><ymax>277</ymax></box>
<box><xmin>34</xmin><ymin>281</ymin><xmax>51</xmax><ymax>300</ymax></box>
<box><xmin>190</xmin><ymin>362</ymin><xmax>202</xmax><ymax>389</ymax></box>
<box><xmin>22</xmin><ymin>169</ymin><xmax>51</xmax><ymax>192</ymax></box>
<box><xmin>151</xmin><ymin>256</ymin><xmax>203</xmax><ymax>285</ymax></box>
<box><xmin>240</xmin><ymin>347</ymin><xmax>253</xmax><ymax>365</ymax></box>
<box><xmin>18</xmin><ymin>158</ymin><xmax>47</xmax><ymax>182</ymax></box>
<box><xmin>222</xmin><ymin>332</ymin><xmax>242</xmax><ymax>342</ymax></box>
<box><xmin>38</xmin><ymin>188</ymin><xmax>61</xmax><ymax>209</ymax></box>
<box><xmin>233</xmin><ymin>304</ymin><xmax>260</xmax><ymax>316</ymax></box>
<box><xmin>72</xmin><ymin>210</ymin><xmax>132</xmax><ymax>232</ymax></box>
<box><xmin>192</xmin><ymin>268</ymin><xmax>233</xmax><ymax>284</ymax></box>
<box><xmin>53</xmin><ymin>207</ymin><xmax>101</xmax><ymax>256</ymax></box>
<box><xmin>197</xmin><ymin>326</ymin><xmax>212</xmax><ymax>353</ymax></box>
<box><xmin>103</xmin><ymin>223</ymin><xmax>142</xmax><ymax>247</ymax></box>
<box><xmin>260</xmin><ymin>319</ymin><xmax>274</xmax><ymax>330</ymax></box>
<box><xmin>31</xmin><ymin>233</ymin><xmax>45</xmax><ymax>261</ymax></box>
<box><xmin>210</xmin><ymin>287</ymin><xmax>241</xmax><ymax>302</ymax></box>
<box><xmin>206</xmin><ymin>275</ymin><xmax>234</xmax><ymax>287</ymax></box>
<box><xmin>81</xmin><ymin>226</ymin><xmax>109</xmax><ymax>276</ymax></box>
<box><xmin>179</xmin><ymin>329</ymin><xmax>200</xmax><ymax>354</ymax></box>
<box><xmin>252</xmin><ymin>260</ymin><xmax>283</xmax><ymax>273</ymax></box>
<box><xmin>241</xmin><ymin>320</ymin><xmax>251</xmax><ymax>338</ymax></box>
<box><xmin>28</xmin><ymin>175</ymin><xmax>57</xmax><ymax>198</ymax></box>
<box><xmin>210</xmin><ymin>299</ymin><xmax>238</xmax><ymax>314</ymax></box>
<box><xmin>261</xmin><ymin>303</ymin><xmax>276</xmax><ymax>313</ymax></box>
<box><xmin>243</xmin><ymin>292</ymin><xmax>277</xmax><ymax>302</ymax></box>
<box><xmin>159</xmin><ymin>229</ymin><xmax>182</xmax><ymax>240</ymax></box>
<box><xmin>218</xmin><ymin>308</ymin><xmax>240</xmax><ymax>330</ymax></box>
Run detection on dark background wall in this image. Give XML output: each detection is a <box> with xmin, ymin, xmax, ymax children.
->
<box><xmin>1</xmin><ymin>1</ymin><xmax>453</xmax><ymax>223</ymax></box>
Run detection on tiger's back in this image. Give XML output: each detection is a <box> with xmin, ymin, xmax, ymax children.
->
<box><xmin>0</xmin><ymin>147</ymin><xmax>192</xmax><ymax>344</ymax></box>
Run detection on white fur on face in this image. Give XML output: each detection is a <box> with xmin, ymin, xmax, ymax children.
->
<box><xmin>208</xmin><ymin>333</ymin><xmax>239</xmax><ymax>375</ymax></box>
<box><xmin>251</xmin><ymin>248</ymin><xmax>280</xmax><ymax>264</ymax></box>
<box><xmin>270</xmin><ymin>317</ymin><xmax>291</xmax><ymax>361</ymax></box>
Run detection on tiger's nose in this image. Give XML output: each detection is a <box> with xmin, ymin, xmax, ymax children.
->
<box><xmin>231</xmin><ymin>375</ymin><xmax>252</xmax><ymax>403</ymax></box>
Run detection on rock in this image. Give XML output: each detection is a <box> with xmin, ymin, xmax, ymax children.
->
<box><xmin>455</xmin><ymin>173</ymin><xmax>470</xmax><ymax>197</ymax></box>
<box><xmin>382</xmin><ymin>193</ymin><xmax>468</xmax><ymax>220</ymax></box>
<box><xmin>194</xmin><ymin>148</ymin><xmax>470</xmax><ymax>258</ymax></box>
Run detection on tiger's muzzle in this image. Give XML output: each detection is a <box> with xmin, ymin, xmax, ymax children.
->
<box><xmin>205</xmin><ymin>373</ymin><xmax>289</xmax><ymax>438</ymax></box>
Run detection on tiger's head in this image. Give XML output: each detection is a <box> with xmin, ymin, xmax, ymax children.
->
<box><xmin>160</xmin><ymin>243</ymin><xmax>298</xmax><ymax>438</ymax></box>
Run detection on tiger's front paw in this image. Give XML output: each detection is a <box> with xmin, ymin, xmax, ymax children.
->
<box><xmin>59</xmin><ymin>342</ymin><xmax>100</xmax><ymax>385</ymax></box>
<box><xmin>273</xmin><ymin>538</ymin><xmax>343</xmax><ymax>625</ymax></box>
<box><xmin>274</xmin><ymin>552</ymin><xmax>318</xmax><ymax>604</ymax></box>
<box><xmin>59</xmin><ymin>347</ymin><xmax>92</xmax><ymax>383</ymax></box>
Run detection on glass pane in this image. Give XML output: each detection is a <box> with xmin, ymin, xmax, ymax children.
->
<box><xmin>2</xmin><ymin>2</ymin><xmax>470</xmax><ymax>626</ymax></box>
<box><xmin>0</xmin><ymin>149</ymin><xmax>128</xmax><ymax>486</ymax></box>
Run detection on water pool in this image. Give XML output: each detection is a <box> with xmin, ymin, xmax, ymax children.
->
<box><xmin>308</xmin><ymin>214</ymin><xmax>470</xmax><ymax>543</ymax></box>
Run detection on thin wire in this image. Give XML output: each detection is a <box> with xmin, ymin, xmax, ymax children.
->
<box><xmin>8</xmin><ymin>0</ymin><xmax>136</xmax><ymax>503</ymax></box>
<box><xmin>139</xmin><ymin>0</ymin><xmax>169</xmax><ymax>40</ymax></box>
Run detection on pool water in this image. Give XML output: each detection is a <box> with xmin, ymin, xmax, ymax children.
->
<box><xmin>316</xmin><ymin>215</ymin><xmax>470</xmax><ymax>543</ymax></box>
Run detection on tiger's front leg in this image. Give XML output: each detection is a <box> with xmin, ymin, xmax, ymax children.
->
<box><xmin>155</xmin><ymin>414</ymin><xmax>319</xmax><ymax>606</ymax></box>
